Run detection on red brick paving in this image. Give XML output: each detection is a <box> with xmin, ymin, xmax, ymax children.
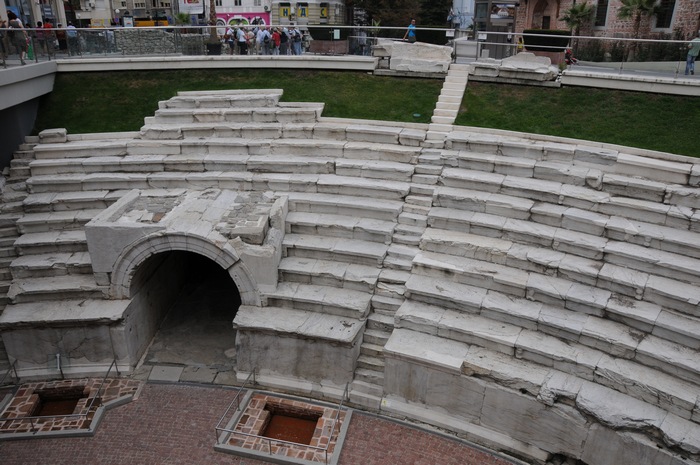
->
<box><xmin>0</xmin><ymin>383</ymin><xmax>515</xmax><ymax>465</ymax></box>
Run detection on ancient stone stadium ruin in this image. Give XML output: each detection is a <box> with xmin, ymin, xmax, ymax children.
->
<box><xmin>0</xmin><ymin>85</ymin><xmax>699</xmax><ymax>465</ymax></box>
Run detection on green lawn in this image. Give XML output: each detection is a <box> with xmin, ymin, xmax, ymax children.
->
<box><xmin>457</xmin><ymin>82</ymin><xmax>700</xmax><ymax>157</ymax></box>
<box><xmin>36</xmin><ymin>70</ymin><xmax>700</xmax><ymax>157</ymax></box>
<box><xmin>35</xmin><ymin>70</ymin><xmax>442</xmax><ymax>133</ymax></box>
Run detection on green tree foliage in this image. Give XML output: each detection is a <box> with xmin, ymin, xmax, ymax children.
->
<box><xmin>349</xmin><ymin>0</ymin><xmax>421</xmax><ymax>27</ymax></box>
<box><xmin>560</xmin><ymin>2</ymin><xmax>594</xmax><ymax>36</ymax></box>
<box><xmin>617</xmin><ymin>0</ymin><xmax>659</xmax><ymax>38</ymax></box>
<box><xmin>419</xmin><ymin>0</ymin><xmax>453</xmax><ymax>26</ymax></box>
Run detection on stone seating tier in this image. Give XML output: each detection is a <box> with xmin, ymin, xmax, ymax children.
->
<box><xmin>26</xmin><ymin>138</ymin><xmax>699</xmax><ymax>218</ymax></box>
<box><xmin>264</xmin><ymin>282</ymin><xmax>373</xmax><ymax>320</ymax></box>
<box><xmin>393</xmin><ymin>301</ymin><xmax>700</xmax><ymax>421</ymax></box>
<box><xmin>403</xmin><ymin>267</ymin><xmax>700</xmax><ymax>385</ymax></box>
<box><xmin>384</xmin><ymin>327</ymin><xmax>700</xmax><ymax>459</ymax></box>
<box><xmin>149</xmin><ymin>104</ymin><xmax>324</xmax><ymax>125</ymax></box>
<box><xmin>10</xmin><ymin>252</ymin><xmax>93</xmax><ymax>279</ymax></box>
<box><xmin>15</xmin><ymin>210</ymin><xmax>102</xmax><ymax>234</ymax></box>
<box><xmin>418</xmin><ymin>227</ymin><xmax>700</xmax><ymax>327</ymax></box>
<box><xmin>277</xmin><ymin>257</ymin><xmax>380</xmax><ymax>293</ymax></box>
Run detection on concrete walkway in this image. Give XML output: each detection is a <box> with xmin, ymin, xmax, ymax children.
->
<box><xmin>0</xmin><ymin>383</ymin><xmax>519</xmax><ymax>465</ymax></box>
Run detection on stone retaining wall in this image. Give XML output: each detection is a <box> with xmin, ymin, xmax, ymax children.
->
<box><xmin>114</xmin><ymin>29</ymin><xmax>207</xmax><ymax>56</ymax></box>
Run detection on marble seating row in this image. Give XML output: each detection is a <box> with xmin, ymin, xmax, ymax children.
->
<box><xmin>147</xmin><ymin>103</ymin><xmax>324</xmax><ymax>125</ymax></box>
<box><xmin>404</xmin><ymin>260</ymin><xmax>700</xmax><ymax>386</ymax></box>
<box><xmin>158</xmin><ymin>89</ymin><xmax>284</xmax><ymax>109</ymax></box>
<box><xmin>384</xmin><ymin>327</ymin><xmax>700</xmax><ymax>459</ymax></box>
<box><xmin>428</xmin><ymin>204</ymin><xmax>700</xmax><ymax>298</ymax></box>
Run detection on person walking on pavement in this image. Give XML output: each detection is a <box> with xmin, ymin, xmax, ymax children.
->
<box><xmin>7</xmin><ymin>11</ymin><xmax>28</xmax><ymax>64</ymax></box>
<box><xmin>685</xmin><ymin>31</ymin><xmax>700</xmax><ymax>76</ymax></box>
<box><xmin>403</xmin><ymin>18</ymin><xmax>417</xmax><ymax>43</ymax></box>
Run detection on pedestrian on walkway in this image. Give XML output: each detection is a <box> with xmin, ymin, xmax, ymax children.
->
<box><xmin>66</xmin><ymin>22</ymin><xmax>79</xmax><ymax>56</ymax></box>
<box><xmin>403</xmin><ymin>18</ymin><xmax>416</xmax><ymax>43</ymax></box>
<box><xmin>7</xmin><ymin>11</ymin><xmax>28</xmax><ymax>64</ymax></box>
<box><xmin>0</xmin><ymin>19</ymin><xmax>8</xmax><ymax>65</ymax></box>
<box><xmin>685</xmin><ymin>31</ymin><xmax>700</xmax><ymax>76</ymax></box>
<box><xmin>237</xmin><ymin>27</ymin><xmax>248</xmax><ymax>55</ymax></box>
<box><xmin>272</xmin><ymin>28</ymin><xmax>281</xmax><ymax>55</ymax></box>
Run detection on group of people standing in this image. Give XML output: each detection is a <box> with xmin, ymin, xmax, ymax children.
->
<box><xmin>223</xmin><ymin>25</ymin><xmax>306</xmax><ymax>56</ymax></box>
<box><xmin>0</xmin><ymin>12</ymin><xmax>75</xmax><ymax>65</ymax></box>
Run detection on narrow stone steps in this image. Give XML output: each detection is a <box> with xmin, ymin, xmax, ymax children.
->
<box><xmin>360</xmin><ymin>342</ymin><xmax>384</xmax><ymax>358</ymax></box>
<box><xmin>353</xmin><ymin>368</ymin><xmax>384</xmax><ymax>386</ymax></box>
<box><xmin>362</xmin><ymin>328</ymin><xmax>391</xmax><ymax>347</ymax></box>
<box><xmin>357</xmin><ymin>354</ymin><xmax>384</xmax><ymax>371</ymax></box>
<box><xmin>366</xmin><ymin>312</ymin><xmax>394</xmax><ymax>333</ymax></box>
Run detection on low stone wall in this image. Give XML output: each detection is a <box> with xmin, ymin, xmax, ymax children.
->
<box><xmin>114</xmin><ymin>29</ymin><xmax>207</xmax><ymax>56</ymax></box>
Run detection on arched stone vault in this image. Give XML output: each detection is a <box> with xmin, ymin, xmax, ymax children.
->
<box><xmin>110</xmin><ymin>231</ymin><xmax>261</xmax><ymax>306</ymax></box>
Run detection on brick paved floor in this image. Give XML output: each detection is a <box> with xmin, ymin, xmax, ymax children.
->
<box><xmin>1</xmin><ymin>383</ymin><xmax>515</xmax><ymax>465</ymax></box>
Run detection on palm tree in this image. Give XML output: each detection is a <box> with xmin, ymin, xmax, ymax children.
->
<box><xmin>617</xmin><ymin>0</ymin><xmax>658</xmax><ymax>61</ymax></box>
<box><xmin>617</xmin><ymin>0</ymin><xmax>659</xmax><ymax>39</ymax></box>
<box><xmin>206</xmin><ymin>0</ymin><xmax>220</xmax><ymax>54</ymax></box>
<box><xmin>560</xmin><ymin>2</ymin><xmax>594</xmax><ymax>37</ymax></box>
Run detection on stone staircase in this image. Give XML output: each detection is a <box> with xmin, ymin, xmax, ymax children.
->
<box><xmin>1</xmin><ymin>88</ymin><xmax>700</xmax><ymax>464</ymax></box>
<box><xmin>0</xmin><ymin>138</ymin><xmax>35</xmax><ymax>376</ymax></box>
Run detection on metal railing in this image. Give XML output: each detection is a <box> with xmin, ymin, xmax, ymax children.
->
<box><xmin>213</xmin><ymin>369</ymin><xmax>256</xmax><ymax>441</ymax></box>
<box><xmin>0</xmin><ymin>359</ymin><xmax>19</xmax><ymax>387</ymax></box>
<box><xmin>1</xmin><ymin>25</ymin><xmax>696</xmax><ymax>78</ymax></box>
<box><xmin>464</xmin><ymin>30</ymin><xmax>693</xmax><ymax>77</ymax></box>
<box><xmin>0</xmin><ymin>358</ymin><xmax>121</xmax><ymax>434</ymax></box>
<box><xmin>215</xmin><ymin>379</ymin><xmax>349</xmax><ymax>465</ymax></box>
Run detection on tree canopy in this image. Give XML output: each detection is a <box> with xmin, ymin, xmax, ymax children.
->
<box><xmin>560</xmin><ymin>2</ymin><xmax>594</xmax><ymax>36</ymax></box>
<box><xmin>617</xmin><ymin>0</ymin><xmax>659</xmax><ymax>38</ymax></box>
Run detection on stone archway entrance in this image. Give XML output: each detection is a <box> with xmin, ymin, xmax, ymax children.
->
<box><xmin>133</xmin><ymin>251</ymin><xmax>241</xmax><ymax>378</ymax></box>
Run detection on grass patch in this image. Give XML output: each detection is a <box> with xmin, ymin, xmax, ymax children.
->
<box><xmin>34</xmin><ymin>70</ymin><xmax>442</xmax><ymax>133</ymax></box>
<box><xmin>457</xmin><ymin>82</ymin><xmax>700</xmax><ymax>157</ymax></box>
<box><xmin>36</xmin><ymin>71</ymin><xmax>699</xmax><ymax>157</ymax></box>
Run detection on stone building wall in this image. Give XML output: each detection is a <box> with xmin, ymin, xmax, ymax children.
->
<box><xmin>516</xmin><ymin>0</ymin><xmax>699</xmax><ymax>39</ymax></box>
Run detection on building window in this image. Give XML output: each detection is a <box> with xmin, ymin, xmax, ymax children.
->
<box><xmin>655</xmin><ymin>0</ymin><xmax>675</xmax><ymax>29</ymax></box>
<box><xmin>297</xmin><ymin>2</ymin><xmax>308</xmax><ymax>17</ymax></box>
<box><xmin>233</xmin><ymin>0</ymin><xmax>241</xmax><ymax>5</ymax></box>
<box><xmin>594</xmin><ymin>0</ymin><xmax>608</xmax><ymax>27</ymax></box>
<box><xmin>280</xmin><ymin>2</ymin><xmax>290</xmax><ymax>17</ymax></box>
<box><xmin>254</xmin><ymin>0</ymin><xmax>261</xmax><ymax>6</ymax></box>
<box><xmin>320</xmin><ymin>2</ymin><xmax>328</xmax><ymax>19</ymax></box>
